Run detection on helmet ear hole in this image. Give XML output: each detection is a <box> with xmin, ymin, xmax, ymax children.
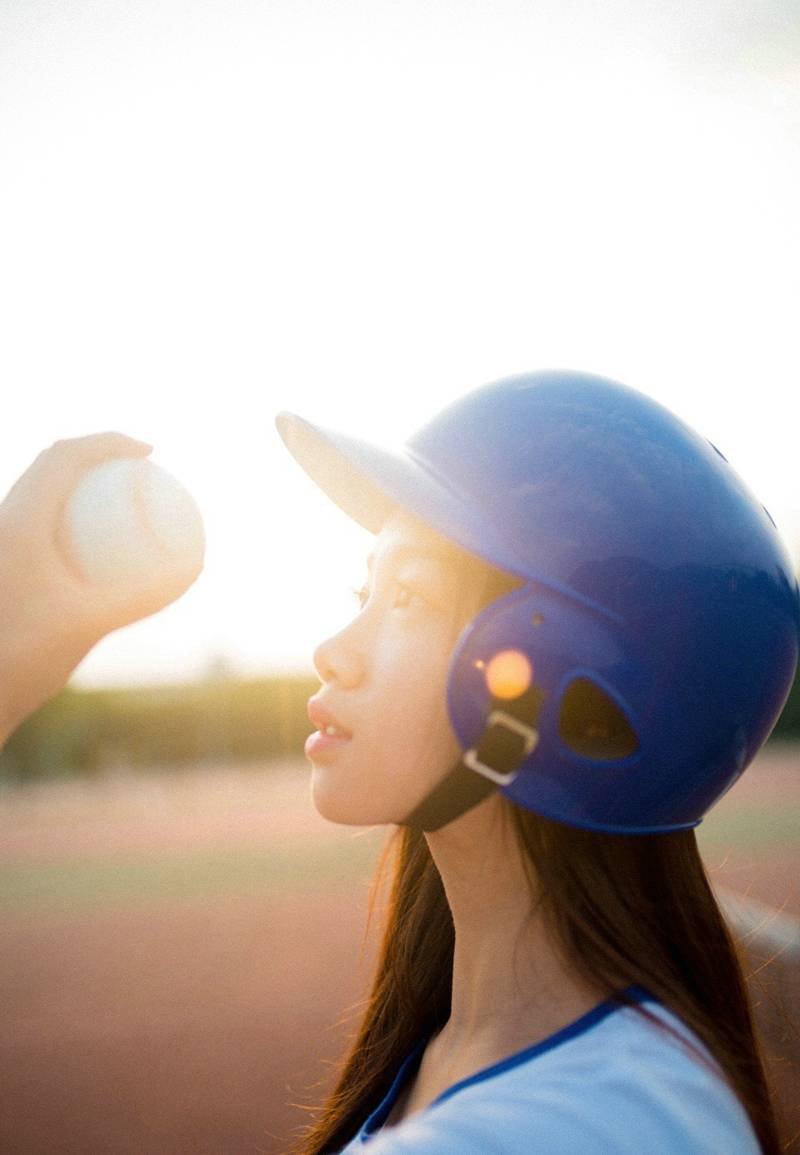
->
<box><xmin>558</xmin><ymin>677</ymin><xmax>640</xmax><ymax>760</ymax></box>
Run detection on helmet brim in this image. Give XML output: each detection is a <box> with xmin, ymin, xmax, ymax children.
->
<box><xmin>274</xmin><ymin>411</ymin><xmax>528</xmax><ymax>577</ymax></box>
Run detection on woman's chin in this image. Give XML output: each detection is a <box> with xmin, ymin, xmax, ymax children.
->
<box><xmin>309</xmin><ymin>775</ymin><xmax>391</xmax><ymax>827</ymax></box>
<box><xmin>309</xmin><ymin>776</ymin><xmax>410</xmax><ymax>831</ymax></box>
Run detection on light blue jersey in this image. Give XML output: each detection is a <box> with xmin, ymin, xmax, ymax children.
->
<box><xmin>338</xmin><ymin>985</ymin><xmax>760</xmax><ymax>1153</ymax></box>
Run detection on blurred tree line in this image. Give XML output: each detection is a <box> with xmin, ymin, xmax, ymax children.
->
<box><xmin>0</xmin><ymin>671</ymin><xmax>320</xmax><ymax>785</ymax></box>
<box><xmin>0</xmin><ymin>663</ymin><xmax>798</xmax><ymax>787</ymax></box>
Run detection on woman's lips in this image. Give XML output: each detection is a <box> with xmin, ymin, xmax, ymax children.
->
<box><xmin>305</xmin><ymin>729</ymin><xmax>353</xmax><ymax>758</ymax></box>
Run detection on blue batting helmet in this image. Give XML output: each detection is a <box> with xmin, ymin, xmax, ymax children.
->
<box><xmin>275</xmin><ymin>369</ymin><xmax>800</xmax><ymax>834</ymax></box>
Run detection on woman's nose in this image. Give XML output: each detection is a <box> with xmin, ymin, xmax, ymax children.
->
<box><xmin>312</xmin><ymin>625</ymin><xmax>364</xmax><ymax>689</ymax></box>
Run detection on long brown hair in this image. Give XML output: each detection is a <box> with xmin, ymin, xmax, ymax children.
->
<box><xmin>285</xmin><ymin>558</ymin><xmax>784</xmax><ymax>1154</ymax></box>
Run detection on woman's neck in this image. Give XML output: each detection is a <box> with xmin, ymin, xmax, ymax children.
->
<box><xmin>425</xmin><ymin>795</ymin><xmax>607</xmax><ymax>1058</ymax></box>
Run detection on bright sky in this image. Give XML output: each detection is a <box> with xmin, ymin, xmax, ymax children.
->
<box><xmin>1</xmin><ymin>0</ymin><xmax>798</xmax><ymax>689</ymax></box>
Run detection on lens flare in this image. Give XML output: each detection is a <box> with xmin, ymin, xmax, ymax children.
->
<box><xmin>485</xmin><ymin>649</ymin><xmax>533</xmax><ymax>699</ymax></box>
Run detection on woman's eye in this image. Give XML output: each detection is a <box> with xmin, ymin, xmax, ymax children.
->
<box><xmin>350</xmin><ymin>582</ymin><xmax>423</xmax><ymax>611</ymax></box>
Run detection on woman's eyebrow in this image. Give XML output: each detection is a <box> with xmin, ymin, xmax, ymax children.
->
<box><xmin>366</xmin><ymin>543</ymin><xmax>458</xmax><ymax>573</ymax></box>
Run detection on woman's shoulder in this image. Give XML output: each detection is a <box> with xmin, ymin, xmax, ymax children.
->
<box><xmin>502</xmin><ymin>997</ymin><xmax>758</xmax><ymax>1147</ymax></box>
<box><xmin>467</xmin><ymin>996</ymin><xmax>757</xmax><ymax>1147</ymax></box>
<box><xmin>342</xmin><ymin>994</ymin><xmax>762</xmax><ymax>1154</ymax></box>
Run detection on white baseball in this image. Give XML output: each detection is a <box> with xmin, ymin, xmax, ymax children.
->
<box><xmin>60</xmin><ymin>457</ymin><xmax>206</xmax><ymax>585</ymax></box>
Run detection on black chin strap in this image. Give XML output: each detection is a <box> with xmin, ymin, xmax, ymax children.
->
<box><xmin>400</xmin><ymin>684</ymin><xmax>545</xmax><ymax>832</ymax></box>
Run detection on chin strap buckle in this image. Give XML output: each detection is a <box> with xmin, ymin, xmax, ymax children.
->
<box><xmin>462</xmin><ymin>709</ymin><xmax>539</xmax><ymax>786</ymax></box>
<box><xmin>400</xmin><ymin>684</ymin><xmax>545</xmax><ymax>832</ymax></box>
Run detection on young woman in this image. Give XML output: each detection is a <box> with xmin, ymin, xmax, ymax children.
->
<box><xmin>274</xmin><ymin>369</ymin><xmax>800</xmax><ymax>1153</ymax></box>
<box><xmin>0</xmin><ymin>379</ymin><xmax>794</xmax><ymax>1153</ymax></box>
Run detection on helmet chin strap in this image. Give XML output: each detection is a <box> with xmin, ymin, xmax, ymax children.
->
<box><xmin>399</xmin><ymin>685</ymin><xmax>545</xmax><ymax>832</ymax></box>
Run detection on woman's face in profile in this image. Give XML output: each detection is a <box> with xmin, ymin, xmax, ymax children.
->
<box><xmin>307</xmin><ymin>510</ymin><xmax>486</xmax><ymax>826</ymax></box>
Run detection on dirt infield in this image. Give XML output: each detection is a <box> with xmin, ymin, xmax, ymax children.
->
<box><xmin>1</xmin><ymin>743</ymin><xmax>798</xmax><ymax>1153</ymax></box>
<box><xmin>2</xmin><ymin>888</ymin><xmax>378</xmax><ymax>1154</ymax></box>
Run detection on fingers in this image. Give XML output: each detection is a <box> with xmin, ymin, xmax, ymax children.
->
<box><xmin>48</xmin><ymin>431</ymin><xmax>154</xmax><ymax>462</ymax></box>
<box><xmin>45</xmin><ymin>431</ymin><xmax>155</xmax><ymax>487</ymax></box>
<box><xmin>1</xmin><ymin>432</ymin><xmax>155</xmax><ymax>520</ymax></box>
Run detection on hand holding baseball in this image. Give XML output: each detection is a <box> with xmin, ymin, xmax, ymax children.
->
<box><xmin>0</xmin><ymin>431</ymin><xmax>205</xmax><ymax>742</ymax></box>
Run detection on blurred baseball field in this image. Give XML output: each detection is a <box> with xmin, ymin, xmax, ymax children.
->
<box><xmin>1</xmin><ymin>742</ymin><xmax>797</xmax><ymax>1153</ymax></box>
